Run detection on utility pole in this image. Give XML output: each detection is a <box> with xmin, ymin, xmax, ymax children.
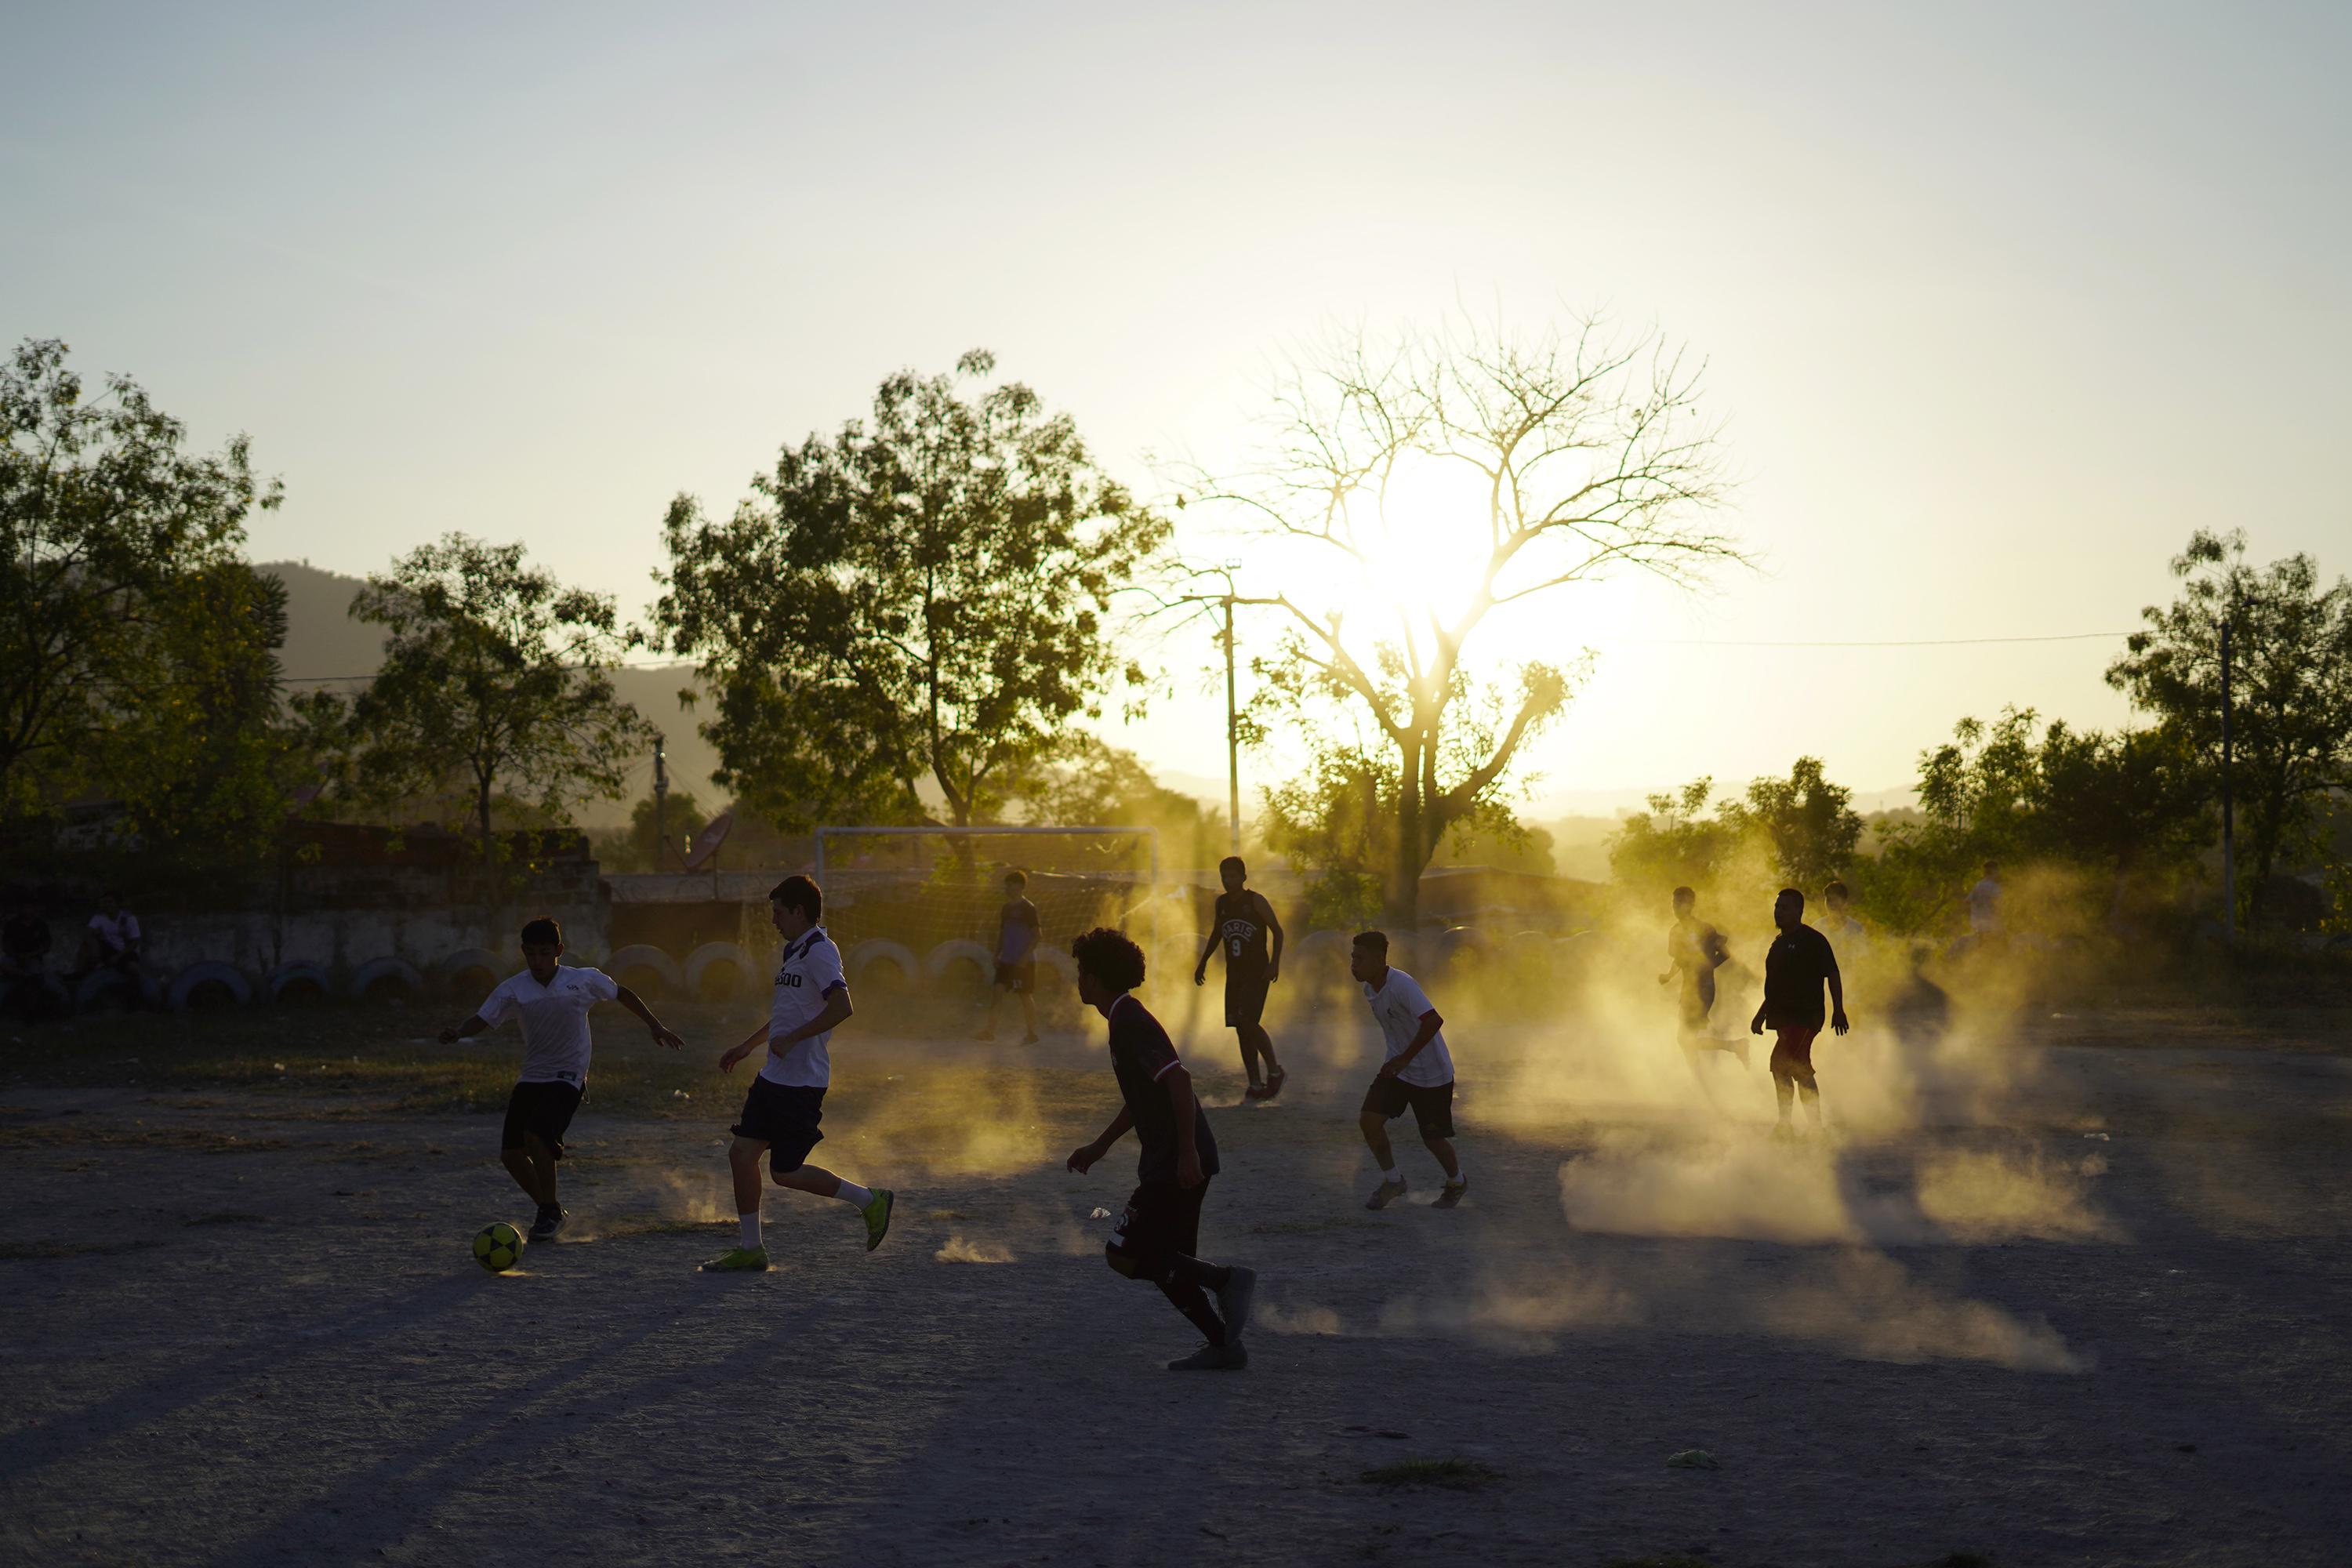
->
<box><xmin>652</xmin><ymin>733</ymin><xmax>670</xmax><ymax>874</ymax></box>
<box><xmin>1178</xmin><ymin>564</ymin><xmax>1279</xmax><ymax>858</ymax></box>
<box><xmin>2220</xmin><ymin>608</ymin><xmax>2235</xmax><ymax>937</ymax></box>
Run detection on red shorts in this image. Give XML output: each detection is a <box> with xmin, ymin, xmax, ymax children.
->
<box><xmin>1769</xmin><ymin>1025</ymin><xmax>1820</xmax><ymax>1077</ymax></box>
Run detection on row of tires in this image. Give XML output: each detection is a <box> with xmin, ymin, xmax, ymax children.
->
<box><xmin>0</xmin><ymin>927</ymin><xmax>1602</xmax><ymax>1018</ymax></box>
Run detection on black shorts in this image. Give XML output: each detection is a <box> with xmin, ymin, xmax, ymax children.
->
<box><xmin>1108</xmin><ymin>1178</ymin><xmax>1208</xmax><ymax>1278</ymax></box>
<box><xmin>1361</xmin><ymin>1075</ymin><xmax>1456</xmax><ymax>1139</ymax></box>
<box><xmin>731</xmin><ymin>1078</ymin><xmax>826</xmax><ymax>1173</ymax></box>
<box><xmin>1225</xmin><ymin>972</ymin><xmax>1269</xmax><ymax>1028</ymax></box>
<box><xmin>503</xmin><ymin>1080</ymin><xmax>583</xmax><ymax>1158</ymax></box>
<box><xmin>994</xmin><ymin>960</ymin><xmax>1036</xmax><ymax>994</ymax></box>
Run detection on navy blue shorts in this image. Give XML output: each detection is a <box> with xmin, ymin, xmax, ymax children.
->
<box><xmin>732</xmin><ymin>1078</ymin><xmax>826</xmax><ymax>1173</ymax></box>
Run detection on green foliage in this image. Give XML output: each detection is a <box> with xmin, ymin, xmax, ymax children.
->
<box><xmin>1608</xmin><ymin>777</ymin><xmax>1737</xmax><ymax>898</ymax></box>
<box><xmin>308</xmin><ymin>534</ymin><xmax>653</xmax><ymax>860</ymax></box>
<box><xmin>655</xmin><ymin>350</ymin><xmax>1168</xmax><ymax>829</ymax></box>
<box><xmin>1720</xmin><ymin>755</ymin><xmax>1860</xmax><ymax>889</ymax></box>
<box><xmin>1258</xmin><ymin>739</ymin><xmax>1398</xmax><ymax>928</ymax></box>
<box><xmin>1014</xmin><ymin>736</ymin><xmax>1223</xmax><ymax>872</ymax></box>
<box><xmin>2107</xmin><ymin>528</ymin><xmax>2352</xmax><ymax>922</ymax></box>
<box><xmin>590</xmin><ymin>789</ymin><xmax>710</xmax><ymax>873</ymax></box>
<box><xmin>1860</xmin><ymin>709</ymin><xmax>2212</xmax><ymax>935</ymax></box>
<box><xmin>0</xmin><ymin>338</ymin><xmax>299</xmax><ymax>858</ymax></box>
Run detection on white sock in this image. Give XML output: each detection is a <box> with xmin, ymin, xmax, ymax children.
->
<box><xmin>833</xmin><ymin>1180</ymin><xmax>872</xmax><ymax>1209</ymax></box>
<box><xmin>1445</xmin><ymin>1167</ymin><xmax>1465</xmax><ymax>1186</ymax></box>
<box><xmin>739</xmin><ymin>1212</ymin><xmax>761</xmax><ymax>1250</ymax></box>
<box><xmin>1379</xmin><ymin>1163</ymin><xmax>1400</xmax><ymax>1182</ymax></box>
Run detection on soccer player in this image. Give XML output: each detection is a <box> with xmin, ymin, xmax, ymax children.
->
<box><xmin>1822</xmin><ymin>880</ymin><xmax>1869</xmax><ymax>969</ymax></box>
<box><xmin>1351</xmin><ymin>931</ymin><xmax>1466</xmax><ymax>1210</ymax></box>
<box><xmin>975</xmin><ymin>869</ymin><xmax>1041</xmax><ymax>1045</ymax></box>
<box><xmin>1749</xmin><ymin>887</ymin><xmax>1849</xmax><ymax>1138</ymax></box>
<box><xmin>1067</xmin><ymin>926</ymin><xmax>1258</xmax><ymax>1371</ymax></box>
<box><xmin>702</xmin><ymin>875</ymin><xmax>895</xmax><ymax>1272</ymax></box>
<box><xmin>437</xmin><ymin>916</ymin><xmax>684</xmax><ymax>1240</ymax></box>
<box><xmin>1657</xmin><ymin>886</ymin><xmax>1746</xmax><ymax>1067</ymax></box>
<box><xmin>1193</xmin><ymin>856</ymin><xmax>1287</xmax><ymax>1099</ymax></box>
<box><xmin>1966</xmin><ymin>861</ymin><xmax>2003</xmax><ymax>938</ymax></box>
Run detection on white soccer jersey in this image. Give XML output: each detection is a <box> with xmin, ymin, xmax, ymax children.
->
<box><xmin>477</xmin><ymin>965</ymin><xmax>620</xmax><ymax>1086</ymax></box>
<box><xmin>1362</xmin><ymin>965</ymin><xmax>1454</xmax><ymax>1087</ymax></box>
<box><xmin>764</xmin><ymin>927</ymin><xmax>848</xmax><ymax>1088</ymax></box>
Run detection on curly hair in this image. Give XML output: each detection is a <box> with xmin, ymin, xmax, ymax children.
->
<box><xmin>1069</xmin><ymin>926</ymin><xmax>1146</xmax><ymax>993</ymax></box>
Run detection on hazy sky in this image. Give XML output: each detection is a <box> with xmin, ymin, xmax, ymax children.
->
<box><xmin>8</xmin><ymin>2</ymin><xmax>2348</xmax><ymax>814</ymax></box>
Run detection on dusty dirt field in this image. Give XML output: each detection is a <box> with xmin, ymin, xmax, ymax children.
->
<box><xmin>4</xmin><ymin>987</ymin><xmax>2351</xmax><ymax>1568</ymax></box>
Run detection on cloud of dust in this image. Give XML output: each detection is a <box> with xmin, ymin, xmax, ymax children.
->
<box><xmin>1553</xmin><ymin>1131</ymin><xmax>2115</xmax><ymax>1247</ymax></box>
<box><xmin>934</xmin><ymin>1235</ymin><xmax>1015</xmax><ymax>1263</ymax></box>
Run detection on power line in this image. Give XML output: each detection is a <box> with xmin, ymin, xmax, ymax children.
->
<box><xmin>1596</xmin><ymin>630</ymin><xmax>2137</xmax><ymax>649</ymax></box>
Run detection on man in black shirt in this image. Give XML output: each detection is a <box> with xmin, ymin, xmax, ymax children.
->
<box><xmin>1749</xmin><ymin>887</ymin><xmax>1849</xmax><ymax>1138</ymax></box>
<box><xmin>1068</xmin><ymin>926</ymin><xmax>1258</xmax><ymax>1370</ymax></box>
<box><xmin>1195</xmin><ymin>856</ymin><xmax>1287</xmax><ymax>1098</ymax></box>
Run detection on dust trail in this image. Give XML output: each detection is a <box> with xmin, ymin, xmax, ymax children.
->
<box><xmin>934</xmin><ymin>1236</ymin><xmax>1015</xmax><ymax>1264</ymax></box>
<box><xmin>1555</xmin><ymin>1131</ymin><xmax>2115</xmax><ymax>1246</ymax></box>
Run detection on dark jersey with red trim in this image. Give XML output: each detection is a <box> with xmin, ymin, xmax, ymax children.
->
<box><xmin>1106</xmin><ymin>993</ymin><xmax>1220</xmax><ymax>1182</ymax></box>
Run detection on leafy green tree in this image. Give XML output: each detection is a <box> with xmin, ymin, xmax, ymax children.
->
<box><xmin>1</xmin><ymin>338</ymin><xmax>288</xmax><ymax>840</ymax></box>
<box><xmin>1606</xmin><ymin>778</ymin><xmax>1737</xmax><ymax>899</ymax></box>
<box><xmin>1721</xmin><ymin>756</ymin><xmax>1861</xmax><ymax>890</ymax></box>
<box><xmin>2107</xmin><ymin>529</ymin><xmax>2352</xmax><ymax>922</ymax></box>
<box><xmin>1258</xmin><ymin>739</ymin><xmax>1399</xmax><ymax>929</ymax></box>
<box><xmin>315</xmin><ymin>535</ymin><xmax>654</xmax><ymax>862</ymax></box>
<box><xmin>1016</xmin><ymin>736</ymin><xmax>1222</xmax><ymax>872</ymax></box>
<box><xmin>655</xmin><ymin>351</ymin><xmax>1169</xmax><ymax>830</ymax></box>
<box><xmin>1190</xmin><ymin>316</ymin><xmax>1734</xmax><ymax>925</ymax></box>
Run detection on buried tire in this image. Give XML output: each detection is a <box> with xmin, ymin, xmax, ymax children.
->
<box><xmin>685</xmin><ymin>942</ymin><xmax>756</xmax><ymax>1002</ymax></box>
<box><xmin>167</xmin><ymin>961</ymin><xmax>255</xmax><ymax>1012</ymax></box>
<box><xmin>605</xmin><ymin>944</ymin><xmax>684</xmax><ymax>1001</ymax></box>
<box><xmin>348</xmin><ymin>957</ymin><xmax>425</xmax><ymax>1004</ymax></box>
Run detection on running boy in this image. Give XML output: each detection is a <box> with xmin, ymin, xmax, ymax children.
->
<box><xmin>702</xmin><ymin>876</ymin><xmax>895</xmax><ymax>1272</ymax></box>
<box><xmin>1067</xmin><ymin>926</ymin><xmax>1258</xmax><ymax>1371</ymax></box>
<box><xmin>1658</xmin><ymin>886</ymin><xmax>1745</xmax><ymax>1067</ymax></box>
<box><xmin>1193</xmin><ymin>856</ymin><xmax>1287</xmax><ymax>1099</ymax></box>
<box><xmin>437</xmin><ymin>916</ymin><xmax>684</xmax><ymax>1240</ymax></box>
<box><xmin>1352</xmin><ymin>931</ymin><xmax>1465</xmax><ymax>1210</ymax></box>
<box><xmin>1750</xmin><ymin>887</ymin><xmax>1849</xmax><ymax>1138</ymax></box>
<box><xmin>975</xmin><ymin>869</ymin><xmax>1040</xmax><ymax>1045</ymax></box>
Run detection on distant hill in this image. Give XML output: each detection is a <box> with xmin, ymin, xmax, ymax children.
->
<box><xmin>260</xmin><ymin>560</ymin><xmax>724</xmax><ymax>826</ymax></box>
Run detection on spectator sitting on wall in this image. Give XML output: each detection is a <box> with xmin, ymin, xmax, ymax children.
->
<box><xmin>72</xmin><ymin>892</ymin><xmax>143</xmax><ymax>984</ymax></box>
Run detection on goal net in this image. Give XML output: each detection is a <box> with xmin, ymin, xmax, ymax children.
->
<box><xmin>813</xmin><ymin>826</ymin><xmax>1178</xmax><ymax>993</ymax></box>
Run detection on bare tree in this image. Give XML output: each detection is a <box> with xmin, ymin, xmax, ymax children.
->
<box><xmin>1178</xmin><ymin>315</ymin><xmax>1737</xmax><ymax>925</ymax></box>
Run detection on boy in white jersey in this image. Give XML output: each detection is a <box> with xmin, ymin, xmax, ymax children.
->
<box><xmin>437</xmin><ymin>916</ymin><xmax>684</xmax><ymax>1240</ymax></box>
<box><xmin>1349</xmin><ymin>931</ymin><xmax>1466</xmax><ymax>1210</ymax></box>
<box><xmin>701</xmin><ymin>875</ymin><xmax>895</xmax><ymax>1272</ymax></box>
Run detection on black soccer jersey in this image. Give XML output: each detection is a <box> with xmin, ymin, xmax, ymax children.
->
<box><xmin>1213</xmin><ymin>891</ymin><xmax>1272</xmax><ymax>979</ymax></box>
<box><xmin>1105</xmin><ymin>993</ymin><xmax>1219</xmax><ymax>1183</ymax></box>
<box><xmin>1762</xmin><ymin>924</ymin><xmax>1840</xmax><ymax>1029</ymax></box>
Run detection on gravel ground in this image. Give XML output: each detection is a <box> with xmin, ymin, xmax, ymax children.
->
<box><xmin>3</xmin><ymin>1006</ymin><xmax>2350</xmax><ymax>1568</ymax></box>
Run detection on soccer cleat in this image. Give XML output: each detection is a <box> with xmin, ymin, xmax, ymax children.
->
<box><xmin>1022</xmin><ymin>1032</ymin><xmax>1040</xmax><ymax>1046</ymax></box>
<box><xmin>529</xmin><ymin>1205</ymin><xmax>568</xmax><ymax>1240</ymax></box>
<box><xmin>1434</xmin><ymin>1180</ymin><xmax>1468</xmax><ymax>1210</ymax></box>
<box><xmin>699</xmin><ymin>1246</ymin><xmax>772</xmax><ymax>1272</ymax></box>
<box><xmin>1261</xmin><ymin>1068</ymin><xmax>1286</xmax><ymax>1100</ymax></box>
<box><xmin>1243</xmin><ymin>1080</ymin><xmax>1270</xmax><ymax>1101</ymax></box>
<box><xmin>860</xmin><ymin>1188</ymin><xmax>895</xmax><ymax>1252</ymax></box>
<box><xmin>1365</xmin><ymin>1177</ymin><xmax>1409</xmax><ymax>1210</ymax></box>
<box><xmin>1216</xmin><ymin>1266</ymin><xmax>1258</xmax><ymax>1341</ymax></box>
<box><xmin>1167</xmin><ymin>1341</ymin><xmax>1250</xmax><ymax>1371</ymax></box>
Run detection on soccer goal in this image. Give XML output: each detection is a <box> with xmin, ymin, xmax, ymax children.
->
<box><xmin>813</xmin><ymin>825</ymin><xmax>1168</xmax><ymax>996</ymax></box>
